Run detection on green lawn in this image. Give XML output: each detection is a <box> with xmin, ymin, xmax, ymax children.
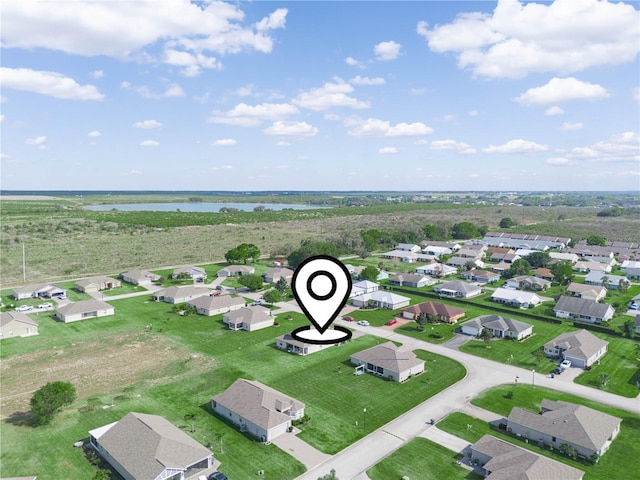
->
<box><xmin>101</xmin><ymin>281</ymin><xmax>147</xmax><ymax>296</ymax></box>
<box><xmin>367</xmin><ymin>437</ymin><xmax>482</xmax><ymax>480</ymax></box>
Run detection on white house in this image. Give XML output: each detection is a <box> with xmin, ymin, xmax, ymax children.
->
<box><xmin>416</xmin><ymin>263</ymin><xmax>457</xmax><ymax>277</ymax></box>
<box><xmin>584</xmin><ymin>271</ymin><xmax>629</xmax><ymax>290</ymax></box>
<box><xmin>388</xmin><ymin>273</ymin><xmax>435</xmax><ymax>288</ymax></box>
<box><xmin>554</xmin><ymin>296</ymin><xmax>614</xmax><ymax>324</ymax></box>
<box><xmin>460</xmin><ymin>315</ymin><xmax>533</xmax><ymax>340</ymax></box>
<box><xmin>172</xmin><ymin>265</ymin><xmax>207</xmax><ymax>282</ymax></box>
<box><xmin>56</xmin><ymin>299</ymin><xmax>114</xmax><ymax>323</ymax></box>
<box><xmin>544</xmin><ymin>329</ymin><xmax>608</xmax><ymax>368</ymax></box>
<box><xmin>491</xmin><ymin>288</ymin><xmax>541</xmax><ymax>309</ymax></box>
<box><xmin>222</xmin><ymin>306</ymin><xmax>273</xmax><ymax>331</ymax></box>
<box><xmin>276</xmin><ymin>332</ymin><xmax>339</xmax><ymax>355</ymax></box>
<box><xmin>153</xmin><ymin>286</ymin><xmax>210</xmax><ymax>304</ymax></box>
<box><xmin>350</xmin><ymin>341</ymin><xmax>424</xmax><ymax>382</ymax></box>
<box><xmin>0</xmin><ymin>311</ymin><xmax>38</xmax><ymax>339</ymax></box>
<box><xmin>120</xmin><ymin>269</ymin><xmax>160</xmax><ymax>286</ymax></box>
<box><xmin>188</xmin><ymin>295</ymin><xmax>245</xmax><ymax>316</ymax></box>
<box><xmin>350</xmin><ymin>280</ymin><xmax>379</xmax><ymax>297</ymax></box>
<box><xmin>422</xmin><ymin>245</ymin><xmax>452</xmax><ymax>256</ymax></box>
<box><xmin>351</xmin><ymin>291</ymin><xmax>410</xmax><ymax>309</ymax></box>
<box><xmin>621</xmin><ymin>260</ymin><xmax>640</xmax><ymax>280</ymax></box>
<box><xmin>567</xmin><ymin>283</ymin><xmax>607</xmax><ymax>302</ymax></box>
<box><xmin>433</xmin><ymin>281</ymin><xmax>482</xmax><ymax>299</ymax></box>
<box><xmin>217</xmin><ymin>265</ymin><xmax>255</xmax><ymax>277</ymax></box>
<box><xmin>12</xmin><ymin>283</ymin><xmax>66</xmax><ymax>300</ymax></box>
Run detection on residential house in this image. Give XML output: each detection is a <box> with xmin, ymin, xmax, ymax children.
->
<box><xmin>350</xmin><ymin>280</ymin><xmax>379</xmax><ymax>297</ymax></box>
<box><xmin>222</xmin><ymin>306</ymin><xmax>273</xmax><ymax>330</ymax></box>
<box><xmin>627</xmin><ymin>294</ymin><xmax>640</xmax><ymax>310</ymax></box>
<box><xmin>211</xmin><ymin>378</ymin><xmax>305</xmax><ymax>442</ymax></box>
<box><xmin>171</xmin><ymin>266</ymin><xmax>207</xmax><ymax>282</ymax></box>
<box><xmin>505</xmin><ymin>276</ymin><xmax>551</xmax><ymax>291</ymax></box>
<box><xmin>382</xmin><ymin>250</ymin><xmax>436</xmax><ymax>263</ymax></box>
<box><xmin>421</xmin><ymin>245</ymin><xmax>452</xmax><ymax>256</ymax></box>
<box><xmin>554</xmin><ymin>295</ymin><xmax>614</xmax><ymax>324</ymax></box>
<box><xmin>416</xmin><ymin>263</ymin><xmax>457</xmax><ymax>277</ymax></box>
<box><xmin>588</xmin><ymin>256</ymin><xmax>617</xmax><ymax>267</ymax></box>
<box><xmin>446</xmin><ymin>256</ymin><xmax>485</xmax><ymax>269</ymax></box>
<box><xmin>75</xmin><ymin>275</ymin><xmax>122</xmax><ymax>293</ymax></box>
<box><xmin>470</xmin><ymin>434</ymin><xmax>584</xmax><ymax>480</ymax></box>
<box><xmin>388</xmin><ymin>273</ymin><xmax>435</xmax><ymax>288</ymax></box>
<box><xmin>153</xmin><ymin>286</ymin><xmax>210</xmax><ymax>304</ymax></box>
<box><xmin>490</xmin><ymin>262</ymin><xmax>511</xmax><ymax>273</ymax></box>
<box><xmin>395</xmin><ymin>243</ymin><xmax>421</xmax><ymax>252</ymax></box>
<box><xmin>217</xmin><ymin>265</ymin><xmax>255</xmax><ymax>277</ymax></box>
<box><xmin>461</xmin><ymin>315</ymin><xmax>533</xmax><ymax>340</ymax></box>
<box><xmin>549</xmin><ymin>252</ymin><xmax>579</xmax><ymax>264</ymax></box>
<box><xmin>514</xmin><ymin>248</ymin><xmax>541</xmax><ymax>258</ymax></box>
<box><xmin>486</xmin><ymin>246</ymin><xmax>514</xmax><ymax>256</ymax></box>
<box><xmin>456</xmin><ymin>246</ymin><xmax>486</xmax><ymax>259</ymax></box>
<box><xmin>621</xmin><ymin>260</ymin><xmax>640</xmax><ymax>280</ymax></box>
<box><xmin>584</xmin><ymin>272</ymin><xmax>629</xmax><ymax>290</ymax></box>
<box><xmin>120</xmin><ymin>269</ymin><xmax>160</xmax><ymax>286</ymax></box>
<box><xmin>188</xmin><ymin>295</ymin><xmax>245</xmax><ymax>316</ymax></box>
<box><xmin>420</xmin><ymin>240</ymin><xmax>461</xmax><ymax>251</ymax></box>
<box><xmin>89</xmin><ymin>412</ymin><xmax>213</xmax><ymax>480</ymax></box>
<box><xmin>263</xmin><ymin>267</ymin><xmax>294</xmax><ymax>284</ymax></box>
<box><xmin>0</xmin><ymin>311</ymin><xmax>38</xmax><ymax>339</ymax></box>
<box><xmin>507</xmin><ymin>400</ymin><xmax>621</xmax><ymax>458</ymax></box>
<box><xmin>482</xmin><ymin>233</ymin><xmax>569</xmax><ymax>250</ymax></box>
<box><xmin>460</xmin><ymin>269</ymin><xmax>500</xmax><ymax>284</ymax></box>
<box><xmin>490</xmin><ymin>252</ymin><xmax>521</xmax><ymax>263</ymax></box>
<box><xmin>56</xmin><ymin>299</ymin><xmax>114</xmax><ymax>323</ymax></box>
<box><xmin>567</xmin><ymin>246</ymin><xmax>616</xmax><ymax>258</ymax></box>
<box><xmin>434</xmin><ymin>281</ymin><xmax>482</xmax><ymax>299</ymax></box>
<box><xmin>351</xmin><ymin>291</ymin><xmax>410</xmax><ymax>310</ymax></box>
<box><xmin>573</xmin><ymin>260</ymin><xmax>611</xmax><ymax>273</ymax></box>
<box><xmin>276</xmin><ymin>332</ymin><xmax>338</xmax><ymax>355</ymax></box>
<box><xmin>534</xmin><ymin>268</ymin><xmax>554</xmax><ymax>281</ymax></box>
<box><xmin>401</xmin><ymin>302</ymin><xmax>465</xmax><ymax>323</ymax></box>
<box><xmin>12</xmin><ymin>283</ymin><xmax>65</xmax><ymax>300</ymax></box>
<box><xmin>567</xmin><ymin>283</ymin><xmax>606</xmax><ymax>302</ymax></box>
<box><xmin>491</xmin><ymin>288</ymin><xmax>541</xmax><ymax>309</ymax></box>
<box><xmin>544</xmin><ymin>329</ymin><xmax>608</xmax><ymax>368</ymax></box>
<box><xmin>350</xmin><ymin>341</ymin><xmax>425</xmax><ymax>382</ymax></box>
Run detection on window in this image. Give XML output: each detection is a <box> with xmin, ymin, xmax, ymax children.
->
<box><xmin>552</xmin><ymin>436</ymin><xmax>556</xmax><ymax>442</ymax></box>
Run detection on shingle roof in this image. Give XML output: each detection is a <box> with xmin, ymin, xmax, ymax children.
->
<box><xmin>224</xmin><ymin>306</ymin><xmax>272</xmax><ymax>324</ymax></box>
<box><xmin>219</xmin><ymin>265</ymin><xmax>255</xmax><ymax>275</ymax></box>
<box><xmin>462</xmin><ymin>315</ymin><xmax>532</xmax><ymax>334</ymax></box>
<box><xmin>435</xmin><ymin>281</ymin><xmax>481</xmax><ymax>295</ymax></box>
<box><xmin>554</xmin><ymin>296</ymin><xmax>613</xmax><ymax>319</ymax></box>
<box><xmin>90</xmin><ymin>412</ymin><xmax>211</xmax><ymax>480</ymax></box>
<box><xmin>211</xmin><ymin>379</ymin><xmax>304</xmax><ymax>431</ymax></box>
<box><xmin>121</xmin><ymin>269</ymin><xmax>160</xmax><ymax>281</ymax></box>
<box><xmin>172</xmin><ymin>265</ymin><xmax>206</xmax><ymax>275</ymax></box>
<box><xmin>389</xmin><ymin>273</ymin><xmax>432</xmax><ymax>284</ymax></box>
<box><xmin>402</xmin><ymin>302</ymin><xmax>465</xmax><ymax>319</ymax></box>
<box><xmin>189</xmin><ymin>295</ymin><xmax>245</xmax><ymax>310</ymax></box>
<box><xmin>56</xmin><ymin>299</ymin><xmax>112</xmax><ymax>316</ymax></box>
<box><xmin>76</xmin><ymin>275</ymin><xmax>120</xmax><ymax>288</ymax></box>
<box><xmin>567</xmin><ymin>283</ymin><xmax>606</xmax><ymax>297</ymax></box>
<box><xmin>350</xmin><ymin>341</ymin><xmax>424</xmax><ymax>375</ymax></box>
<box><xmin>544</xmin><ymin>329</ymin><xmax>608</xmax><ymax>362</ymax></box>
<box><xmin>492</xmin><ymin>288</ymin><xmax>541</xmax><ymax>304</ymax></box>
<box><xmin>508</xmin><ymin>400</ymin><xmax>621</xmax><ymax>453</ymax></box>
<box><xmin>0</xmin><ymin>311</ymin><xmax>38</xmax><ymax>328</ymax></box>
<box><xmin>157</xmin><ymin>285</ymin><xmax>210</xmax><ymax>299</ymax></box>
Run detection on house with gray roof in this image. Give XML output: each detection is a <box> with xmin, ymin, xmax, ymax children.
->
<box><xmin>446</xmin><ymin>256</ymin><xmax>485</xmax><ymax>269</ymax></box>
<box><xmin>461</xmin><ymin>269</ymin><xmax>500</xmax><ymax>284</ymax></box>
<box><xmin>505</xmin><ymin>275</ymin><xmax>551</xmax><ymax>291</ymax></box>
<box><xmin>382</xmin><ymin>249</ymin><xmax>436</xmax><ymax>263</ymax></box>
<box><xmin>470</xmin><ymin>434</ymin><xmax>584</xmax><ymax>480</ymax></box>
<box><xmin>573</xmin><ymin>260</ymin><xmax>611</xmax><ymax>273</ymax></box>
<box><xmin>211</xmin><ymin>378</ymin><xmax>305</xmax><ymax>442</ymax></box>
<box><xmin>153</xmin><ymin>286</ymin><xmax>210</xmax><ymax>304</ymax></box>
<box><xmin>416</xmin><ymin>263</ymin><xmax>457</xmax><ymax>277</ymax></box>
<box><xmin>491</xmin><ymin>288</ymin><xmax>542</xmax><ymax>309</ymax></box>
<box><xmin>350</xmin><ymin>341</ymin><xmax>424</xmax><ymax>382</ymax></box>
<box><xmin>223</xmin><ymin>306</ymin><xmax>273</xmax><ymax>331</ymax></box>
<box><xmin>567</xmin><ymin>283</ymin><xmax>606</xmax><ymax>302</ymax></box>
<box><xmin>188</xmin><ymin>295</ymin><xmax>245</xmax><ymax>317</ymax></box>
<box><xmin>120</xmin><ymin>269</ymin><xmax>161</xmax><ymax>286</ymax></box>
<box><xmin>12</xmin><ymin>283</ymin><xmax>66</xmax><ymax>300</ymax></box>
<box><xmin>350</xmin><ymin>280</ymin><xmax>379</xmax><ymax>297</ymax></box>
<box><xmin>544</xmin><ymin>329</ymin><xmax>608</xmax><ymax>368</ymax></box>
<box><xmin>388</xmin><ymin>273</ymin><xmax>435</xmax><ymax>288</ymax></box>
<box><xmin>89</xmin><ymin>412</ymin><xmax>213</xmax><ymax>480</ymax></box>
<box><xmin>433</xmin><ymin>280</ymin><xmax>482</xmax><ymax>298</ymax></box>
<box><xmin>56</xmin><ymin>299</ymin><xmax>114</xmax><ymax>323</ymax></box>
<box><xmin>171</xmin><ymin>265</ymin><xmax>207</xmax><ymax>282</ymax></box>
<box><xmin>554</xmin><ymin>296</ymin><xmax>614</xmax><ymax>324</ymax></box>
<box><xmin>350</xmin><ymin>291</ymin><xmax>410</xmax><ymax>310</ymax></box>
<box><xmin>0</xmin><ymin>311</ymin><xmax>38</xmax><ymax>339</ymax></box>
<box><xmin>276</xmin><ymin>331</ymin><xmax>339</xmax><ymax>355</ymax></box>
<box><xmin>263</xmin><ymin>267</ymin><xmax>294</xmax><ymax>284</ymax></box>
<box><xmin>621</xmin><ymin>260</ymin><xmax>640</xmax><ymax>280</ymax></box>
<box><xmin>507</xmin><ymin>400</ymin><xmax>621</xmax><ymax>458</ymax></box>
<box><xmin>584</xmin><ymin>272</ymin><xmax>629</xmax><ymax>290</ymax></box>
<box><xmin>217</xmin><ymin>265</ymin><xmax>255</xmax><ymax>277</ymax></box>
<box><xmin>460</xmin><ymin>315</ymin><xmax>533</xmax><ymax>340</ymax></box>
<box><xmin>75</xmin><ymin>275</ymin><xmax>121</xmax><ymax>293</ymax></box>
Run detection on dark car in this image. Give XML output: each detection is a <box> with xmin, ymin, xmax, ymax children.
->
<box><xmin>386</xmin><ymin>319</ymin><xmax>398</xmax><ymax>326</ymax></box>
<box><xmin>208</xmin><ymin>472</ymin><xmax>228</xmax><ymax>480</ymax></box>
<box><xmin>343</xmin><ymin>316</ymin><xmax>354</xmax><ymax>322</ymax></box>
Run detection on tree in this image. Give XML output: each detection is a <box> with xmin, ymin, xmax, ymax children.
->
<box><xmin>503</xmin><ymin>259</ymin><xmax>531</xmax><ymax>279</ymax></box>
<box><xmin>586</xmin><ymin>235</ymin><xmax>606</xmax><ymax>246</ymax></box>
<box><xmin>599</xmin><ymin>373</ymin><xmax>611</xmax><ymax>388</ymax></box>
<box><xmin>359</xmin><ymin>266</ymin><xmax>379</xmax><ymax>282</ymax></box>
<box><xmin>288</xmin><ymin>241</ymin><xmax>340</xmax><ymax>269</ymax></box>
<box><xmin>263</xmin><ymin>289</ymin><xmax>283</xmax><ymax>304</ymax></box>
<box><xmin>451</xmin><ymin>222</ymin><xmax>479</xmax><ymax>239</ymax></box>
<box><xmin>225</xmin><ymin>243</ymin><xmax>260</xmax><ymax>264</ymax></box>
<box><xmin>275</xmin><ymin>277</ymin><xmax>289</xmax><ymax>293</ymax></box>
<box><xmin>318</xmin><ymin>469</ymin><xmax>339</xmax><ymax>480</ymax></box>
<box><xmin>30</xmin><ymin>381</ymin><xmax>76</xmax><ymax>425</ymax></box>
<box><xmin>499</xmin><ymin>217</ymin><xmax>515</xmax><ymax>228</ymax></box>
<box><xmin>184</xmin><ymin>412</ymin><xmax>198</xmax><ymax>433</ymax></box>
<box><xmin>422</xmin><ymin>224</ymin><xmax>439</xmax><ymax>240</ymax></box>
<box><xmin>551</xmin><ymin>261</ymin><xmax>573</xmax><ymax>286</ymax></box>
<box><xmin>237</xmin><ymin>274</ymin><xmax>264</xmax><ymax>291</ymax></box>
<box><xmin>526</xmin><ymin>251</ymin><xmax>550</xmax><ymax>268</ymax></box>
<box><xmin>415</xmin><ymin>312</ymin><xmax>428</xmax><ymax>332</ymax></box>
<box><xmin>92</xmin><ymin>471</ymin><xmax>111</xmax><ymax>480</ymax></box>
<box><xmin>480</xmin><ymin>328</ymin><xmax>493</xmax><ymax>345</ymax></box>
<box><xmin>622</xmin><ymin>320</ymin><xmax>634</xmax><ymax>339</ymax></box>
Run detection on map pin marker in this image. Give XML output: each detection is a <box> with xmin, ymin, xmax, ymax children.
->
<box><xmin>291</xmin><ymin>255</ymin><xmax>353</xmax><ymax>345</ymax></box>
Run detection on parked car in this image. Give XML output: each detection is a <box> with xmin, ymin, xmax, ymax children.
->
<box><xmin>208</xmin><ymin>472</ymin><xmax>228</xmax><ymax>480</ymax></box>
<box><xmin>560</xmin><ymin>359</ymin><xmax>572</xmax><ymax>370</ymax></box>
<box><xmin>343</xmin><ymin>316</ymin><xmax>354</xmax><ymax>322</ymax></box>
<box><xmin>386</xmin><ymin>319</ymin><xmax>398</xmax><ymax>326</ymax></box>
<box><xmin>356</xmin><ymin>320</ymin><xmax>370</xmax><ymax>326</ymax></box>
<box><xmin>15</xmin><ymin>305</ymin><xmax>33</xmax><ymax>312</ymax></box>
<box><xmin>38</xmin><ymin>302</ymin><xmax>52</xmax><ymax>309</ymax></box>
<box><xmin>250</xmin><ymin>300</ymin><xmax>262</xmax><ymax>306</ymax></box>
<box><xmin>216</xmin><ymin>285</ymin><xmax>224</xmax><ymax>291</ymax></box>
<box><xmin>53</xmin><ymin>293</ymin><xmax>67</xmax><ymax>300</ymax></box>
<box><xmin>210</xmin><ymin>291</ymin><xmax>221</xmax><ymax>296</ymax></box>
<box><xmin>553</xmin><ymin>367</ymin><xmax>562</xmax><ymax>375</ymax></box>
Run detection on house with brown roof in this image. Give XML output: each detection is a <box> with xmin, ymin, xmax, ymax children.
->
<box><xmin>276</xmin><ymin>331</ymin><xmax>339</xmax><ymax>355</ymax></box>
<box><xmin>461</xmin><ymin>315</ymin><xmax>533</xmax><ymax>340</ymax></box>
<box><xmin>188</xmin><ymin>295</ymin><xmax>245</xmax><ymax>316</ymax></box>
<box><xmin>89</xmin><ymin>412</ymin><xmax>213</xmax><ymax>480</ymax></box>
<box><xmin>534</xmin><ymin>267</ymin><xmax>554</xmax><ymax>281</ymax></box>
<box><xmin>75</xmin><ymin>275</ymin><xmax>121</xmax><ymax>293</ymax></box>
<box><xmin>171</xmin><ymin>266</ymin><xmax>207</xmax><ymax>282</ymax></box>
<box><xmin>0</xmin><ymin>311</ymin><xmax>38</xmax><ymax>339</ymax></box>
<box><xmin>350</xmin><ymin>341</ymin><xmax>424</xmax><ymax>382</ymax></box>
<box><xmin>153</xmin><ymin>286</ymin><xmax>210</xmax><ymax>304</ymax></box>
<box><xmin>211</xmin><ymin>378</ymin><xmax>305</xmax><ymax>442</ymax></box>
<box><xmin>401</xmin><ymin>302</ymin><xmax>465</xmax><ymax>324</ymax></box>
<box><xmin>554</xmin><ymin>296</ymin><xmax>614</xmax><ymax>324</ymax></box>
<box><xmin>223</xmin><ymin>306</ymin><xmax>273</xmax><ymax>331</ymax></box>
<box><xmin>544</xmin><ymin>329</ymin><xmax>608</xmax><ymax>368</ymax></box>
<box><xmin>56</xmin><ymin>299</ymin><xmax>114</xmax><ymax>323</ymax></box>
<box><xmin>460</xmin><ymin>269</ymin><xmax>500</xmax><ymax>284</ymax></box>
<box><xmin>217</xmin><ymin>265</ymin><xmax>256</xmax><ymax>277</ymax></box>
<box><xmin>567</xmin><ymin>283</ymin><xmax>606</xmax><ymax>302</ymax></box>
<box><xmin>263</xmin><ymin>267</ymin><xmax>294</xmax><ymax>284</ymax></box>
<box><xmin>388</xmin><ymin>273</ymin><xmax>435</xmax><ymax>288</ymax></box>
<box><xmin>507</xmin><ymin>400</ymin><xmax>621</xmax><ymax>458</ymax></box>
<box><xmin>120</xmin><ymin>269</ymin><xmax>161</xmax><ymax>286</ymax></box>
<box><xmin>470</xmin><ymin>434</ymin><xmax>584</xmax><ymax>480</ymax></box>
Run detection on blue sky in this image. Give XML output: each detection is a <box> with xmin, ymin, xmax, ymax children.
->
<box><xmin>1</xmin><ymin>0</ymin><xmax>639</xmax><ymax>191</ymax></box>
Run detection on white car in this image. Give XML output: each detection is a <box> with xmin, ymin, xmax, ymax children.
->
<box><xmin>38</xmin><ymin>302</ymin><xmax>52</xmax><ymax>309</ymax></box>
<box><xmin>356</xmin><ymin>320</ymin><xmax>370</xmax><ymax>326</ymax></box>
<box><xmin>15</xmin><ymin>305</ymin><xmax>33</xmax><ymax>312</ymax></box>
<box><xmin>560</xmin><ymin>359</ymin><xmax>572</xmax><ymax>370</ymax></box>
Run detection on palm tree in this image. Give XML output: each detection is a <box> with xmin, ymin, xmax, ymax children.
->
<box><xmin>598</xmin><ymin>373</ymin><xmax>611</xmax><ymax>388</ymax></box>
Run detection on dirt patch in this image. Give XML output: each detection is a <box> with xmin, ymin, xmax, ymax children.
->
<box><xmin>0</xmin><ymin>332</ymin><xmax>218</xmax><ymax>417</ymax></box>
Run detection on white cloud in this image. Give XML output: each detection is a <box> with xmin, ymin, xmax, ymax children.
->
<box><xmin>122</xmin><ymin>81</ymin><xmax>185</xmax><ymax>99</ymax></box>
<box><xmin>211</xmin><ymin>138</ymin><xmax>237</xmax><ymax>146</ymax></box>
<box><xmin>347</xmin><ymin>117</ymin><xmax>434</xmax><ymax>137</ymax></box>
<box><xmin>140</xmin><ymin>140</ymin><xmax>159</xmax><ymax>147</ymax></box>
<box><xmin>26</xmin><ymin>136</ymin><xmax>47</xmax><ymax>146</ymax></box>
<box><xmin>163</xmin><ymin>49</ymin><xmax>221</xmax><ymax>76</ymax></box>
<box><xmin>345</xmin><ymin>56</ymin><xmax>365</xmax><ymax>68</ymax></box>
<box><xmin>468</xmin><ymin>110</ymin><xmax>479</xmax><ymax>117</ymax></box>
<box><xmin>374</xmin><ymin>40</ymin><xmax>402</xmax><ymax>61</ymax></box>
<box><xmin>87</xmin><ymin>130</ymin><xmax>102</xmax><ymax>137</ymax></box>
<box><xmin>568</xmin><ymin>131</ymin><xmax>639</xmax><ymax>162</ymax></box>
<box><xmin>546</xmin><ymin>157</ymin><xmax>571</xmax><ymax>166</ymax></box>
<box><xmin>263</xmin><ymin>121</ymin><xmax>318</xmax><ymax>137</ymax></box>
<box><xmin>349</xmin><ymin>76</ymin><xmax>385</xmax><ymax>86</ymax></box>
<box><xmin>483</xmin><ymin>139</ymin><xmax>548</xmax><ymax>153</ymax></box>
<box><xmin>515</xmin><ymin>77</ymin><xmax>609</xmax><ymax>106</ymax></box>
<box><xmin>379</xmin><ymin>147</ymin><xmax>398</xmax><ymax>154</ymax></box>
<box><xmin>123</xmin><ymin>169</ymin><xmax>142</xmax><ymax>176</ymax></box>
<box><xmin>235</xmin><ymin>84</ymin><xmax>255</xmax><ymax>97</ymax></box>
<box><xmin>209</xmin><ymin>102</ymin><xmax>299</xmax><ymax>126</ymax></box>
<box><xmin>292</xmin><ymin>78</ymin><xmax>370</xmax><ymax>111</ymax></box>
<box><xmin>0</xmin><ymin>67</ymin><xmax>104</xmax><ymax>100</ymax></box>
<box><xmin>417</xmin><ymin>0</ymin><xmax>640</xmax><ymax>78</ymax></box>
<box><xmin>545</xmin><ymin>106</ymin><xmax>565</xmax><ymax>116</ymax></box>
<box><xmin>558</xmin><ymin>122</ymin><xmax>584</xmax><ymax>131</ymax></box>
<box><xmin>91</xmin><ymin>70</ymin><xmax>104</xmax><ymax>79</ymax></box>
<box><xmin>409</xmin><ymin>88</ymin><xmax>426</xmax><ymax>95</ymax></box>
<box><xmin>133</xmin><ymin>119</ymin><xmax>163</xmax><ymax>129</ymax></box>
<box><xmin>0</xmin><ymin>115</ymin><xmax>4</xmax><ymax>123</ymax></box>
<box><xmin>430</xmin><ymin>139</ymin><xmax>477</xmax><ymax>154</ymax></box>
<box><xmin>210</xmin><ymin>165</ymin><xmax>233</xmax><ymax>170</ymax></box>
<box><xmin>275</xmin><ymin>141</ymin><xmax>291</xmax><ymax>147</ymax></box>
<box><xmin>633</xmin><ymin>87</ymin><xmax>640</xmax><ymax>102</ymax></box>
<box><xmin>324</xmin><ymin>113</ymin><xmax>341</xmax><ymax>121</ymax></box>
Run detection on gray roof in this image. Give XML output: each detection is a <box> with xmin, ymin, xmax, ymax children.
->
<box><xmin>567</xmin><ymin>283</ymin><xmax>606</xmax><ymax>297</ymax></box>
<box><xmin>510</xmin><ymin>276</ymin><xmax>551</xmax><ymax>289</ymax></box>
<box><xmin>350</xmin><ymin>341</ymin><xmax>424</xmax><ymax>375</ymax></box>
<box><xmin>554</xmin><ymin>296</ymin><xmax>613</xmax><ymax>319</ymax></box>
<box><xmin>76</xmin><ymin>275</ymin><xmax>120</xmax><ymax>288</ymax></box>
<box><xmin>435</xmin><ymin>281</ymin><xmax>481</xmax><ymax>295</ymax></box>
<box><xmin>57</xmin><ymin>299</ymin><xmax>113</xmax><ymax>316</ymax></box>
<box><xmin>224</xmin><ymin>306</ymin><xmax>272</xmax><ymax>325</ymax></box>
<box><xmin>157</xmin><ymin>285</ymin><xmax>210</xmax><ymax>299</ymax></box>
<box><xmin>472</xmin><ymin>434</ymin><xmax>584</xmax><ymax>480</ymax></box>
<box><xmin>544</xmin><ymin>329</ymin><xmax>609</xmax><ymax>362</ymax></box>
<box><xmin>189</xmin><ymin>295</ymin><xmax>245</xmax><ymax>310</ymax></box>
<box><xmin>121</xmin><ymin>269</ymin><xmax>160</xmax><ymax>281</ymax></box>
<box><xmin>211</xmin><ymin>379</ymin><xmax>304</xmax><ymax>431</ymax></box>
<box><xmin>462</xmin><ymin>315</ymin><xmax>532</xmax><ymax>334</ymax></box>
<box><xmin>389</xmin><ymin>273</ymin><xmax>432</xmax><ymax>284</ymax></box>
<box><xmin>172</xmin><ymin>265</ymin><xmax>206</xmax><ymax>275</ymax></box>
<box><xmin>219</xmin><ymin>265</ymin><xmax>255</xmax><ymax>275</ymax></box>
<box><xmin>91</xmin><ymin>412</ymin><xmax>211</xmax><ymax>480</ymax></box>
<box><xmin>1</xmin><ymin>311</ymin><xmax>38</xmax><ymax>328</ymax></box>
<box><xmin>277</xmin><ymin>332</ymin><xmax>317</xmax><ymax>348</ymax></box>
<box><xmin>463</xmin><ymin>269</ymin><xmax>499</xmax><ymax>279</ymax></box>
<box><xmin>264</xmin><ymin>267</ymin><xmax>294</xmax><ymax>278</ymax></box>
<box><xmin>508</xmin><ymin>400</ymin><xmax>621</xmax><ymax>453</ymax></box>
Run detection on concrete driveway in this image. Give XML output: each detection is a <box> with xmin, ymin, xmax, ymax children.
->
<box><xmin>271</xmin><ymin>427</ymin><xmax>331</xmax><ymax>471</ymax></box>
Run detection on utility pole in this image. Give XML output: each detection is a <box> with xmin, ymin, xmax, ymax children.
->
<box><xmin>22</xmin><ymin>243</ymin><xmax>26</xmax><ymax>282</ymax></box>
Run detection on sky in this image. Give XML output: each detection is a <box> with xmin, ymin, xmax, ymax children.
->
<box><xmin>1</xmin><ymin>0</ymin><xmax>639</xmax><ymax>191</ymax></box>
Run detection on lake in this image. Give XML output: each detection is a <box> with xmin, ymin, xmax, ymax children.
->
<box><xmin>85</xmin><ymin>202</ymin><xmax>329</xmax><ymax>212</ymax></box>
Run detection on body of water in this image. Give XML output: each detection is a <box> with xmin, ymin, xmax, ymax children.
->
<box><xmin>85</xmin><ymin>202</ymin><xmax>328</xmax><ymax>212</ymax></box>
